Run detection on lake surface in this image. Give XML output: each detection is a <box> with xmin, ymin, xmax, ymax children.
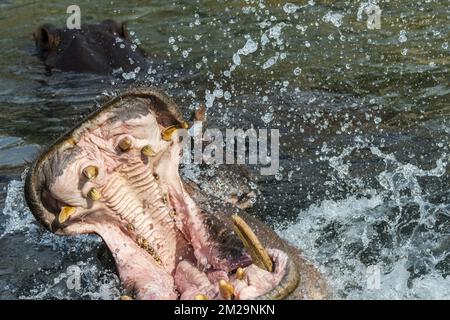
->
<box><xmin>0</xmin><ymin>0</ymin><xmax>449</xmax><ymax>299</ymax></box>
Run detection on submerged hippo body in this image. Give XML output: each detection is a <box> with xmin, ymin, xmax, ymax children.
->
<box><xmin>24</xmin><ymin>88</ymin><xmax>327</xmax><ymax>300</ymax></box>
<box><xmin>34</xmin><ymin>20</ymin><xmax>148</xmax><ymax>75</ymax></box>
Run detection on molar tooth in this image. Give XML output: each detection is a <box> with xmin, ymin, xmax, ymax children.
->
<box><xmin>236</xmin><ymin>267</ymin><xmax>246</xmax><ymax>280</ymax></box>
<box><xmin>120</xmin><ymin>295</ymin><xmax>133</xmax><ymax>300</ymax></box>
<box><xmin>145</xmin><ymin>244</ymin><xmax>162</xmax><ymax>265</ymax></box>
<box><xmin>141</xmin><ymin>145</ymin><xmax>156</xmax><ymax>157</ymax></box>
<box><xmin>88</xmin><ymin>188</ymin><xmax>102</xmax><ymax>201</ymax></box>
<box><xmin>231</xmin><ymin>215</ymin><xmax>273</xmax><ymax>272</ymax></box>
<box><xmin>161</xmin><ymin>126</ymin><xmax>177</xmax><ymax>141</ymax></box>
<box><xmin>194</xmin><ymin>294</ymin><xmax>208</xmax><ymax>300</ymax></box>
<box><xmin>127</xmin><ymin>223</ymin><xmax>135</xmax><ymax>232</ymax></box>
<box><xmin>83</xmin><ymin>166</ymin><xmax>98</xmax><ymax>180</ymax></box>
<box><xmin>168</xmin><ymin>209</ymin><xmax>176</xmax><ymax>218</ymax></box>
<box><xmin>150</xmin><ymin>252</ymin><xmax>162</xmax><ymax>264</ymax></box>
<box><xmin>118</xmin><ymin>137</ymin><xmax>132</xmax><ymax>151</ymax></box>
<box><xmin>219</xmin><ymin>280</ymin><xmax>234</xmax><ymax>300</ymax></box>
<box><xmin>58</xmin><ymin>206</ymin><xmax>76</xmax><ymax>224</ymax></box>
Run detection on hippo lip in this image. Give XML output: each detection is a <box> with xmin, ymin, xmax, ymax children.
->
<box><xmin>24</xmin><ymin>88</ymin><xmax>299</xmax><ymax>300</ymax></box>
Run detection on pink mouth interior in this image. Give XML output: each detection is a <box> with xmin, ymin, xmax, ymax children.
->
<box><xmin>37</xmin><ymin>96</ymin><xmax>288</xmax><ymax>299</ymax></box>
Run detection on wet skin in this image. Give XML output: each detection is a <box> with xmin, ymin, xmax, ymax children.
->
<box><xmin>33</xmin><ymin>20</ymin><xmax>148</xmax><ymax>75</ymax></box>
<box><xmin>24</xmin><ymin>88</ymin><xmax>328</xmax><ymax>300</ymax></box>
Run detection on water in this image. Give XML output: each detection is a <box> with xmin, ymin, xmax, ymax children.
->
<box><xmin>0</xmin><ymin>0</ymin><xmax>449</xmax><ymax>299</ymax></box>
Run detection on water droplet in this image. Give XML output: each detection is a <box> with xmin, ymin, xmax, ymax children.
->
<box><xmin>233</xmin><ymin>53</ymin><xmax>241</xmax><ymax>66</ymax></box>
<box><xmin>262</xmin><ymin>55</ymin><xmax>279</xmax><ymax>69</ymax></box>
<box><xmin>322</xmin><ymin>11</ymin><xmax>344</xmax><ymax>28</ymax></box>
<box><xmin>224</xmin><ymin>91</ymin><xmax>231</xmax><ymax>100</ymax></box>
<box><xmin>398</xmin><ymin>30</ymin><xmax>407</xmax><ymax>43</ymax></box>
<box><xmin>238</xmin><ymin>37</ymin><xmax>258</xmax><ymax>55</ymax></box>
<box><xmin>283</xmin><ymin>3</ymin><xmax>300</xmax><ymax>14</ymax></box>
<box><xmin>261</xmin><ymin>112</ymin><xmax>273</xmax><ymax>124</ymax></box>
<box><xmin>261</xmin><ymin>34</ymin><xmax>269</xmax><ymax>46</ymax></box>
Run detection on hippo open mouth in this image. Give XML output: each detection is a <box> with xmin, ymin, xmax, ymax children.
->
<box><xmin>24</xmin><ymin>88</ymin><xmax>299</xmax><ymax>300</ymax></box>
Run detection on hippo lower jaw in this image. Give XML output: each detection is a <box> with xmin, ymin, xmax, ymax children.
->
<box><xmin>24</xmin><ymin>88</ymin><xmax>300</xmax><ymax>300</ymax></box>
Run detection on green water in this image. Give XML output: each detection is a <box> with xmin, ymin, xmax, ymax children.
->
<box><xmin>0</xmin><ymin>0</ymin><xmax>449</xmax><ymax>299</ymax></box>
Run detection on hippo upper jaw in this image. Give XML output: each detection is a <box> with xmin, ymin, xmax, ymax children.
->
<box><xmin>24</xmin><ymin>88</ymin><xmax>299</xmax><ymax>300</ymax></box>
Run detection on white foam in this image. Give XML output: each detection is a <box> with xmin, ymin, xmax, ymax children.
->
<box><xmin>276</xmin><ymin>145</ymin><xmax>450</xmax><ymax>299</ymax></box>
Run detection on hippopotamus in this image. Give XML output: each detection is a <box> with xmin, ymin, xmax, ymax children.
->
<box><xmin>33</xmin><ymin>20</ymin><xmax>148</xmax><ymax>75</ymax></box>
<box><xmin>24</xmin><ymin>88</ymin><xmax>327</xmax><ymax>300</ymax></box>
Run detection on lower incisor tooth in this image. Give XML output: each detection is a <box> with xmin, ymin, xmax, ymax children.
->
<box><xmin>194</xmin><ymin>294</ymin><xmax>208</xmax><ymax>300</ymax></box>
<box><xmin>236</xmin><ymin>267</ymin><xmax>246</xmax><ymax>280</ymax></box>
<box><xmin>219</xmin><ymin>280</ymin><xmax>234</xmax><ymax>300</ymax></box>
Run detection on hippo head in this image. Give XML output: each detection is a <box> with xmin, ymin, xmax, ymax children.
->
<box><xmin>24</xmin><ymin>88</ymin><xmax>300</xmax><ymax>300</ymax></box>
<box><xmin>33</xmin><ymin>20</ymin><xmax>148</xmax><ymax>75</ymax></box>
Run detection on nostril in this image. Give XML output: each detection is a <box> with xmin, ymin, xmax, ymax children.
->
<box><xmin>34</xmin><ymin>25</ymin><xmax>60</xmax><ymax>53</ymax></box>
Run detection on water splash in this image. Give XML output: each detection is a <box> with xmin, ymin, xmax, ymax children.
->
<box><xmin>1</xmin><ymin>175</ymin><xmax>117</xmax><ymax>299</ymax></box>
